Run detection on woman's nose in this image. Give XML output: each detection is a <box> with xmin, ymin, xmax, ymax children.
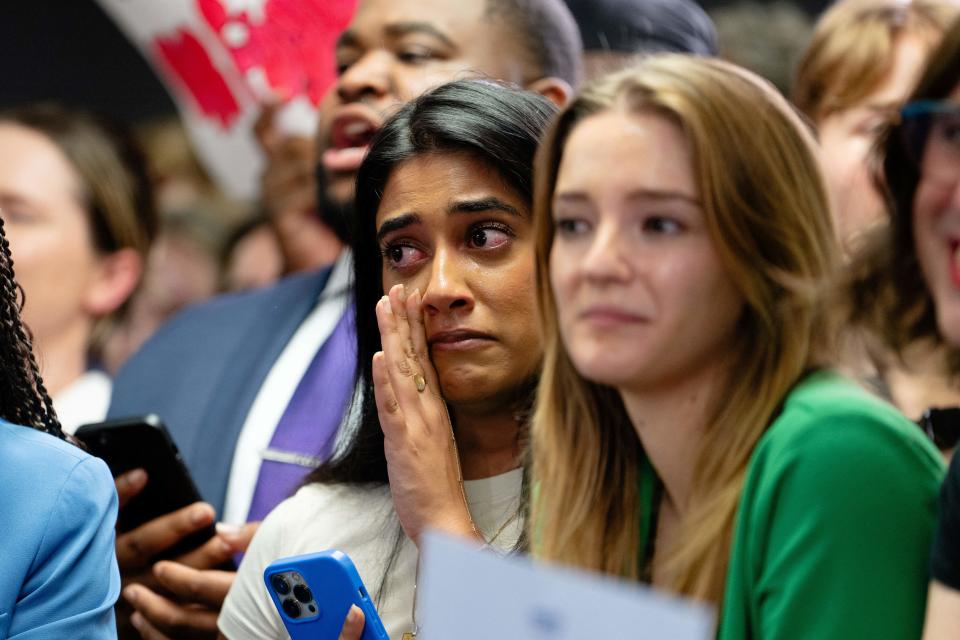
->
<box><xmin>580</xmin><ymin>220</ymin><xmax>633</xmax><ymax>283</ymax></box>
<box><xmin>421</xmin><ymin>248</ymin><xmax>474</xmax><ymax>314</ymax></box>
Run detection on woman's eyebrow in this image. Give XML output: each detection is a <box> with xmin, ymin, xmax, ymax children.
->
<box><xmin>0</xmin><ymin>194</ymin><xmax>32</xmax><ymax>209</ymax></box>
<box><xmin>376</xmin><ymin>213</ymin><xmax>421</xmax><ymax>242</ymax></box>
<box><xmin>553</xmin><ymin>190</ymin><xmax>700</xmax><ymax>206</ymax></box>
<box><xmin>449</xmin><ymin>197</ymin><xmax>523</xmax><ymax>217</ymax></box>
<box><xmin>625</xmin><ymin>189</ymin><xmax>700</xmax><ymax>206</ymax></box>
<box><xmin>554</xmin><ymin>192</ymin><xmax>590</xmax><ymax>204</ymax></box>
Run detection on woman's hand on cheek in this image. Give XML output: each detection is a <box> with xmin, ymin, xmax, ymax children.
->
<box><xmin>373</xmin><ymin>283</ymin><xmax>480</xmax><ymax>546</ymax></box>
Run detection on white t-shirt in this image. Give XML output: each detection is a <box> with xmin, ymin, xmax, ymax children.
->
<box><xmin>218</xmin><ymin>468</ymin><xmax>524</xmax><ymax>639</ymax></box>
<box><xmin>54</xmin><ymin>369</ymin><xmax>111</xmax><ymax>435</ymax></box>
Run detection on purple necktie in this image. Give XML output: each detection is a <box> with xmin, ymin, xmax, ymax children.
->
<box><xmin>246</xmin><ymin>307</ymin><xmax>356</xmax><ymax>522</ymax></box>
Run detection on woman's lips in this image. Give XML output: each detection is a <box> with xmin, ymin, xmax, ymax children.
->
<box><xmin>579</xmin><ymin>306</ymin><xmax>648</xmax><ymax>329</ymax></box>
<box><xmin>428</xmin><ymin>329</ymin><xmax>495</xmax><ymax>352</ymax></box>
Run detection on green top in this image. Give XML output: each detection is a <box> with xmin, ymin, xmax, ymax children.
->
<box><xmin>639</xmin><ymin>371</ymin><xmax>944</xmax><ymax>639</ymax></box>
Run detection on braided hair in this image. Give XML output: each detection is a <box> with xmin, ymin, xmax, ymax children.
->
<box><xmin>0</xmin><ymin>216</ymin><xmax>62</xmax><ymax>438</ymax></box>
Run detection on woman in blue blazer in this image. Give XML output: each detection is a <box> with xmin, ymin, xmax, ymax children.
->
<box><xmin>0</xmin><ymin>215</ymin><xmax>120</xmax><ymax>639</ymax></box>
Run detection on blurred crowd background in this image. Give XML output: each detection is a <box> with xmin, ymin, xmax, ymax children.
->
<box><xmin>0</xmin><ymin>0</ymin><xmax>878</xmax><ymax>407</ymax></box>
<box><xmin>0</xmin><ymin>0</ymin><xmax>828</xmax><ymax>368</ymax></box>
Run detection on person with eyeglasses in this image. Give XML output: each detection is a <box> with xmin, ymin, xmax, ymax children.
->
<box><xmin>842</xmin><ymin>15</ymin><xmax>960</xmax><ymax>639</ymax></box>
<box><xmin>912</xmin><ymin>52</ymin><xmax>960</xmax><ymax>640</ymax></box>
<box><xmin>792</xmin><ymin>0</ymin><xmax>960</xmax><ymax>429</ymax></box>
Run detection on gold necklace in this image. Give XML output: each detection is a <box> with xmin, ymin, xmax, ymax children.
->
<box><xmin>402</xmin><ymin>508</ymin><xmax>521</xmax><ymax>640</ymax></box>
<box><xmin>402</xmin><ymin>406</ymin><xmax>524</xmax><ymax>638</ymax></box>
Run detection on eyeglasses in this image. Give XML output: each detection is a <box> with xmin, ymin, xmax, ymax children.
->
<box><xmin>899</xmin><ymin>100</ymin><xmax>960</xmax><ymax>184</ymax></box>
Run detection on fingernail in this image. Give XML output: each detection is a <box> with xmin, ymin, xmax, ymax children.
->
<box><xmin>216</xmin><ymin>522</ymin><xmax>242</xmax><ymax>536</ymax></box>
<box><xmin>120</xmin><ymin>468</ymin><xmax>146</xmax><ymax>487</ymax></box>
<box><xmin>191</xmin><ymin>504</ymin><xmax>214</xmax><ymax>525</ymax></box>
<box><xmin>123</xmin><ymin>586</ymin><xmax>138</xmax><ymax>605</ymax></box>
<box><xmin>130</xmin><ymin>611</ymin><xmax>143</xmax><ymax>630</ymax></box>
<box><xmin>347</xmin><ymin>604</ymin><xmax>361</xmax><ymax>624</ymax></box>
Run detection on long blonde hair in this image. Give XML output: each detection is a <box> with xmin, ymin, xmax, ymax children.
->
<box><xmin>530</xmin><ymin>56</ymin><xmax>839</xmax><ymax>604</ymax></box>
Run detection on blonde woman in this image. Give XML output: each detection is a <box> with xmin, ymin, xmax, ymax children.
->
<box><xmin>794</xmin><ymin>0</ymin><xmax>960</xmax><ymax>247</ymax></box>
<box><xmin>531</xmin><ymin>57</ymin><xmax>943</xmax><ymax>638</ymax></box>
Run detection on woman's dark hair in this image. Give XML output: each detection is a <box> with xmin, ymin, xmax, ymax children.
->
<box><xmin>846</xmin><ymin>14</ymin><xmax>960</xmax><ymax>372</ymax></box>
<box><xmin>0</xmin><ymin>217</ymin><xmax>62</xmax><ymax>437</ymax></box>
<box><xmin>309</xmin><ymin>79</ymin><xmax>557</xmax><ymax>485</ymax></box>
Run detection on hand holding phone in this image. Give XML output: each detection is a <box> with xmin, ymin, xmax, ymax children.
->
<box><xmin>76</xmin><ymin>415</ymin><xmax>219</xmax><ymax>561</ymax></box>
<box><xmin>264</xmin><ymin>551</ymin><xmax>389</xmax><ymax>640</ymax></box>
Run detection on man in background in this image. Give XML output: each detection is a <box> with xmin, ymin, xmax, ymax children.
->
<box><xmin>564</xmin><ymin>0</ymin><xmax>717</xmax><ymax>80</ymax></box>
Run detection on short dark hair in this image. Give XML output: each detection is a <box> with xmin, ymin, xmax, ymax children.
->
<box><xmin>563</xmin><ymin>0</ymin><xmax>717</xmax><ymax>56</ymax></box>
<box><xmin>845</xmin><ymin>14</ymin><xmax>960</xmax><ymax>370</ymax></box>
<box><xmin>486</xmin><ymin>0</ymin><xmax>584</xmax><ymax>88</ymax></box>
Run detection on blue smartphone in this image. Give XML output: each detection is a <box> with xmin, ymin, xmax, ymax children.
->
<box><xmin>264</xmin><ymin>550</ymin><xmax>389</xmax><ymax>640</ymax></box>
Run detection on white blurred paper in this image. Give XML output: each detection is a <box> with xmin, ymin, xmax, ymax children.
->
<box><xmin>419</xmin><ymin>532</ymin><xmax>715</xmax><ymax>640</ymax></box>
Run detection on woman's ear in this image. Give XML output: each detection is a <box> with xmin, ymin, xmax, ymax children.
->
<box><xmin>526</xmin><ymin>77</ymin><xmax>574</xmax><ymax>108</ymax></box>
<box><xmin>83</xmin><ymin>247</ymin><xmax>144</xmax><ymax>317</ymax></box>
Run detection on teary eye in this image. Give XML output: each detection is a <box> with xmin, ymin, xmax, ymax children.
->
<box><xmin>382</xmin><ymin>243</ymin><xmax>426</xmax><ymax>270</ymax></box>
<box><xmin>467</xmin><ymin>223</ymin><xmax>513</xmax><ymax>249</ymax></box>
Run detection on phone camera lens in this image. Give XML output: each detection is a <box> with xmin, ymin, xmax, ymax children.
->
<box><xmin>293</xmin><ymin>584</ymin><xmax>313</xmax><ymax>603</ymax></box>
<box><xmin>282</xmin><ymin>598</ymin><xmax>301</xmax><ymax>618</ymax></box>
<box><xmin>271</xmin><ymin>575</ymin><xmax>291</xmax><ymax>595</ymax></box>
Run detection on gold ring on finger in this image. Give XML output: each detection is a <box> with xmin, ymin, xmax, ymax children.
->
<box><xmin>414</xmin><ymin>374</ymin><xmax>426</xmax><ymax>393</ymax></box>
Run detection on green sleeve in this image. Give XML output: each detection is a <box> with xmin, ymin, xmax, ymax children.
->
<box><xmin>721</xmin><ymin>403</ymin><xmax>943</xmax><ymax>640</ymax></box>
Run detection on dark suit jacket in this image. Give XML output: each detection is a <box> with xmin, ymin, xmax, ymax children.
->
<box><xmin>108</xmin><ymin>266</ymin><xmax>334</xmax><ymax>515</ymax></box>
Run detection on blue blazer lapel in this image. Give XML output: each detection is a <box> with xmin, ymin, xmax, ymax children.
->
<box><xmin>192</xmin><ymin>268</ymin><xmax>334</xmax><ymax>514</ymax></box>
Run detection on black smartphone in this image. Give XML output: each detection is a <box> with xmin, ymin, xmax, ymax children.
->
<box><xmin>75</xmin><ymin>414</ymin><xmax>218</xmax><ymax>561</ymax></box>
